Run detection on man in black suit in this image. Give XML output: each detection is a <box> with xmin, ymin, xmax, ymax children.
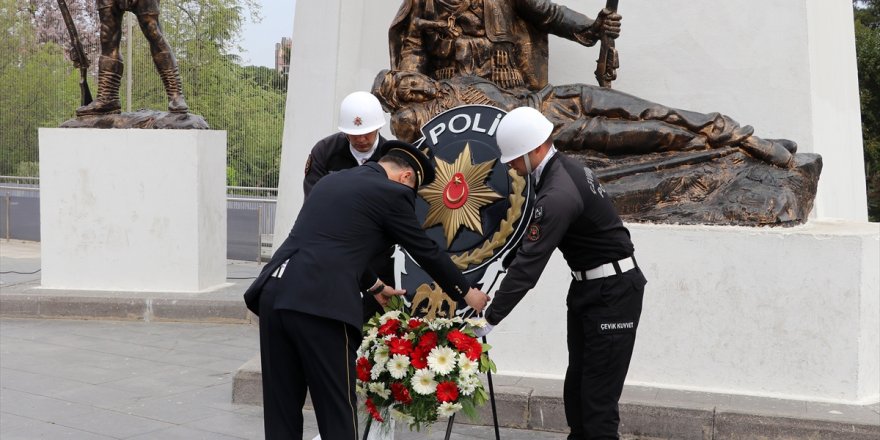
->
<box><xmin>303</xmin><ymin>91</ymin><xmax>394</xmax><ymax>323</ymax></box>
<box><xmin>245</xmin><ymin>140</ymin><xmax>490</xmax><ymax>440</ymax></box>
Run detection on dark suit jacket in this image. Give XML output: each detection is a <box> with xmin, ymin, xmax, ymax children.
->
<box><xmin>244</xmin><ymin>162</ymin><xmax>470</xmax><ymax>329</ymax></box>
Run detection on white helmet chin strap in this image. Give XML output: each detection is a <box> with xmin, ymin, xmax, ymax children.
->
<box><xmin>522</xmin><ymin>151</ymin><xmax>533</xmax><ymax>175</ymax></box>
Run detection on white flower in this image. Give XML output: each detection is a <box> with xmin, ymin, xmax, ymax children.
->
<box><xmin>373</xmin><ymin>345</ymin><xmax>390</xmax><ymax>366</ymax></box>
<box><xmin>368</xmin><ymin>382</ymin><xmax>391</xmax><ymax>399</ymax></box>
<box><xmin>465</xmin><ymin>317</ymin><xmax>488</xmax><ymax>328</ymax></box>
<box><xmin>457</xmin><ymin>353</ymin><xmax>477</xmax><ymax>376</ymax></box>
<box><xmin>437</xmin><ymin>401</ymin><xmax>462</xmax><ymax>417</ymax></box>
<box><xmin>411</xmin><ymin>368</ymin><xmax>437</xmax><ymax>395</ymax></box>
<box><xmin>457</xmin><ymin>374</ymin><xmax>480</xmax><ymax>396</ymax></box>
<box><xmin>356</xmin><ymin>383</ymin><xmax>366</xmax><ymax>397</ymax></box>
<box><xmin>390</xmin><ymin>408</ymin><xmax>415</xmax><ymax>426</ymax></box>
<box><xmin>379</xmin><ymin>311</ymin><xmax>402</xmax><ymax>324</ymax></box>
<box><xmin>370</xmin><ymin>358</ymin><xmax>387</xmax><ymax>380</ymax></box>
<box><xmin>427</xmin><ymin>346</ymin><xmax>456</xmax><ymax>375</ymax></box>
<box><xmin>387</xmin><ymin>354</ymin><xmax>411</xmax><ymax>379</ymax></box>
<box><xmin>427</xmin><ymin>318</ymin><xmax>454</xmax><ymax>330</ymax></box>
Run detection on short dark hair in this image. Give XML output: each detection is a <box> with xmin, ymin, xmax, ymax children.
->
<box><xmin>379</xmin><ymin>153</ymin><xmax>414</xmax><ymax>172</ymax></box>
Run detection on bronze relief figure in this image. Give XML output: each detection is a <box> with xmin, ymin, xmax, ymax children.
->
<box><xmin>378</xmin><ymin>0</ymin><xmax>821</xmax><ymax>226</ymax></box>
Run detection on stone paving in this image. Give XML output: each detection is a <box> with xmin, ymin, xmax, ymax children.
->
<box><xmin>0</xmin><ymin>317</ymin><xmax>584</xmax><ymax>439</ymax></box>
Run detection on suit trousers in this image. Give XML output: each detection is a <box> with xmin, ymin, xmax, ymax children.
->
<box><xmin>563</xmin><ymin>268</ymin><xmax>646</xmax><ymax>440</ymax></box>
<box><xmin>259</xmin><ymin>277</ymin><xmax>363</xmax><ymax>440</ymax></box>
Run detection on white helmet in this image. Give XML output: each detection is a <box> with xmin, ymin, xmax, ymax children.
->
<box><xmin>495</xmin><ymin>107</ymin><xmax>553</xmax><ymax>163</ymax></box>
<box><xmin>338</xmin><ymin>91</ymin><xmax>386</xmax><ymax>135</ymax></box>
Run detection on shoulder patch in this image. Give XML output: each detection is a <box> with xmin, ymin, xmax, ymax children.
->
<box><xmin>304</xmin><ymin>154</ymin><xmax>312</xmax><ymax>175</ymax></box>
<box><xmin>527</xmin><ymin>223</ymin><xmax>540</xmax><ymax>241</ymax></box>
<box><xmin>533</xmin><ymin>205</ymin><xmax>544</xmax><ymax>221</ymax></box>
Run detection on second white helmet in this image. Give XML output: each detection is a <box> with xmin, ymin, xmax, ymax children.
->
<box><xmin>338</xmin><ymin>91</ymin><xmax>386</xmax><ymax>135</ymax></box>
<box><xmin>495</xmin><ymin>107</ymin><xmax>554</xmax><ymax>163</ymax></box>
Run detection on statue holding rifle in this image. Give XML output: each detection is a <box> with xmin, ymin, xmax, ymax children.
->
<box><xmin>383</xmin><ymin>0</ymin><xmax>821</xmax><ymax>226</ymax></box>
<box><xmin>57</xmin><ymin>0</ymin><xmax>207</xmax><ymax>128</ymax></box>
<box><xmin>76</xmin><ymin>0</ymin><xmax>187</xmax><ymax>116</ymax></box>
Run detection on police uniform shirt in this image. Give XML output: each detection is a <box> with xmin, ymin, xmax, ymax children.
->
<box><xmin>485</xmin><ymin>153</ymin><xmax>634</xmax><ymax>325</ymax></box>
<box><xmin>303</xmin><ymin>132</ymin><xmax>386</xmax><ymax>197</ymax></box>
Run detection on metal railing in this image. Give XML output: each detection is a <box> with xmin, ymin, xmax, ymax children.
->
<box><xmin>0</xmin><ymin>177</ymin><xmax>277</xmax><ymax>261</ymax></box>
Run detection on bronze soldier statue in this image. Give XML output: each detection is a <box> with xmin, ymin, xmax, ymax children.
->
<box><xmin>76</xmin><ymin>0</ymin><xmax>188</xmax><ymax>116</ymax></box>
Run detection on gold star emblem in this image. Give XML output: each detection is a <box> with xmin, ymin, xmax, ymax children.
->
<box><xmin>420</xmin><ymin>143</ymin><xmax>503</xmax><ymax>247</ymax></box>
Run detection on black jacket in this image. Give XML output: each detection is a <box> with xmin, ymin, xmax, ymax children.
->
<box><xmin>303</xmin><ymin>132</ymin><xmax>387</xmax><ymax>197</ymax></box>
<box><xmin>486</xmin><ymin>153</ymin><xmax>634</xmax><ymax>325</ymax></box>
<box><xmin>245</xmin><ymin>162</ymin><xmax>470</xmax><ymax>329</ymax></box>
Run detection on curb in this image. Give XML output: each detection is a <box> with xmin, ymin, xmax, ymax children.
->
<box><xmin>231</xmin><ymin>355</ymin><xmax>880</xmax><ymax>439</ymax></box>
<box><xmin>0</xmin><ymin>293</ymin><xmax>254</xmax><ymax>324</ymax></box>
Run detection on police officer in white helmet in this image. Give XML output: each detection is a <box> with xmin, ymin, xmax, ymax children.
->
<box><xmin>480</xmin><ymin>107</ymin><xmax>647</xmax><ymax>440</ymax></box>
<box><xmin>302</xmin><ymin>91</ymin><xmax>393</xmax><ymax>323</ymax></box>
<box><xmin>304</xmin><ymin>91</ymin><xmax>388</xmax><ymax>196</ymax></box>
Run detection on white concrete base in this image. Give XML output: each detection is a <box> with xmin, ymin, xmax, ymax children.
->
<box><xmin>489</xmin><ymin>220</ymin><xmax>880</xmax><ymax>405</ymax></box>
<box><xmin>38</xmin><ymin>128</ymin><xmax>228</xmax><ymax>292</ymax></box>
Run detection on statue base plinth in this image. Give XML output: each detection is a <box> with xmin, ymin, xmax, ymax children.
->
<box><xmin>38</xmin><ymin>128</ymin><xmax>227</xmax><ymax>292</ymax></box>
<box><xmin>60</xmin><ymin>110</ymin><xmax>209</xmax><ymax>130</ymax></box>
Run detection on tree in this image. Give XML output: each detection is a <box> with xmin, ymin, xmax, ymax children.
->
<box><xmin>854</xmin><ymin>0</ymin><xmax>880</xmax><ymax>221</ymax></box>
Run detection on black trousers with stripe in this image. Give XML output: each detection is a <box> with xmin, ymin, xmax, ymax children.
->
<box><xmin>259</xmin><ymin>277</ymin><xmax>362</xmax><ymax>440</ymax></box>
<box><xmin>563</xmin><ymin>268</ymin><xmax>646</xmax><ymax>440</ymax></box>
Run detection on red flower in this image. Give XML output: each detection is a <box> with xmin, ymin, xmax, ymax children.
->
<box><xmin>408</xmin><ymin>318</ymin><xmax>423</xmax><ymax>329</ymax></box>
<box><xmin>446</xmin><ymin>329</ymin><xmax>473</xmax><ymax>351</ymax></box>
<box><xmin>378</xmin><ymin>319</ymin><xmax>400</xmax><ymax>336</ymax></box>
<box><xmin>388</xmin><ymin>337</ymin><xmax>413</xmax><ymax>356</ymax></box>
<box><xmin>410</xmin><ymin>346</ymin><xmax>429</xmax><ymax>369</ymax></box>
<box><xmin>365</xmin><ymin>397</ymin><xmax>384</xmax><ymax>422</ymax></box>
<box><xmin>464</xmin><ymin>339</ymin><xmax>482</xmax><ymax>361</ymax></box>
<box><xmin>417</xmin><ymin>331</ymin><xmax>438</xmax><ymax>351</ymax></box>
<box><xmin>356</xmin><ymin>357</ymin><xmax>372</xmax><ymax>382</ymax></box>
<box><xmin>391</xmin><ymin>382</ymin><xmax>413</xmax><ymax>404</ymax></box>
<box><xmin>436</xmin><ymin>381</ymin><xmax>459</xmax><ymax>403</ymax></box>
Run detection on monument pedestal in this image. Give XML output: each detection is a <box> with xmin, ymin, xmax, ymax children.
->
<box><xmin>490</xmin><ymin>220</ymin><xmax>880</xmax><ymax>405</ymax></box>
<box><xmin>38</xmin><ymin>128</ymin><xmax>227</xmax><ymax>292</ymax></box>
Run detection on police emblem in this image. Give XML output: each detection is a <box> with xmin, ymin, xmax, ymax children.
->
<box><xmin>394</xmin><ymin>105</ymin><xmax>535</xmax><ymax>319</ymax></box>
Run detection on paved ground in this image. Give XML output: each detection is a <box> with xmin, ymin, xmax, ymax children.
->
<box><xmin>2</xmin><ymin>240</ymin><xmax>878</xmax><ymax>439</ymax></box>
<box><xmin>0</xmin><ymin>317</ymin><xmax>582</xmax><ymax>439</ymax></box>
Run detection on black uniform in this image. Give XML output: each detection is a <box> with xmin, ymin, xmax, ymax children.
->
<box><xmin>303</xmin><ymin>131</ymin><xmax>391</xmax><ymax>322</ymax></box>
<box><xmin>245</xmin><ymin>162</ymin><xmax>470</xmax><ymax>440</ymax></box>
<box><xmin>485</xmin><ymin>152</ymin><xmax>646</xmax><ymax>440</ymax></box>
<box><xmin>303</xmin><ymin>131</ymin><xmax>386</xmax><ymax>195</ymax></box>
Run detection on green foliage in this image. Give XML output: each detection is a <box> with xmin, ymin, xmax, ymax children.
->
<box><xmin>16</xmin><ymin>161</ymin><xmax>40</xmax><ymax>177</ymax></box>
<box><xmin>855</xmin><ymin>0</ymin><xmax>880</xmax><ymax>221</ymax></box>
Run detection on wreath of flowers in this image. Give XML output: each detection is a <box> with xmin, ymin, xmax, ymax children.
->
<box><xmin>356</xmin><ymin>306</ymin><xmax>495</xmax><ymax>430</ymax></box>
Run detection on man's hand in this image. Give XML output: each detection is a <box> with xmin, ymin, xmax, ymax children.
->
<box><xmin>464</xmin><ymin>287</ymin><xmax>490</xmax><ymax>313</ymax></box>
<box><xmin>374</xmin><ymin>285</ymin><xmax>406</xmax><ymax>308</ymax></box>
<box><xmin>593</xmin><ymin>8</ymin><xmax>622</xmax><ymax>39</ymax></box>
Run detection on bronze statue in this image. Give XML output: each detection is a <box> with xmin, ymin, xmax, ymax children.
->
<box><xmin>373</xmin><ymin>70</ymin><xmax>797</xmax><ymax>168</ymax></box>
<box><xmin>381</xmin><ymin>0</ymin><xmax>821</xmax><ymax>225</ymax></box>
<box><xmin>390</xmin><ymin>0</ymin><xmax>620</xmax><ymax>91</ymax></box>
<box><xmin>76</xmin><ymin>0</ymin><xmax>187</xmax><ymax>116</ymax></box>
